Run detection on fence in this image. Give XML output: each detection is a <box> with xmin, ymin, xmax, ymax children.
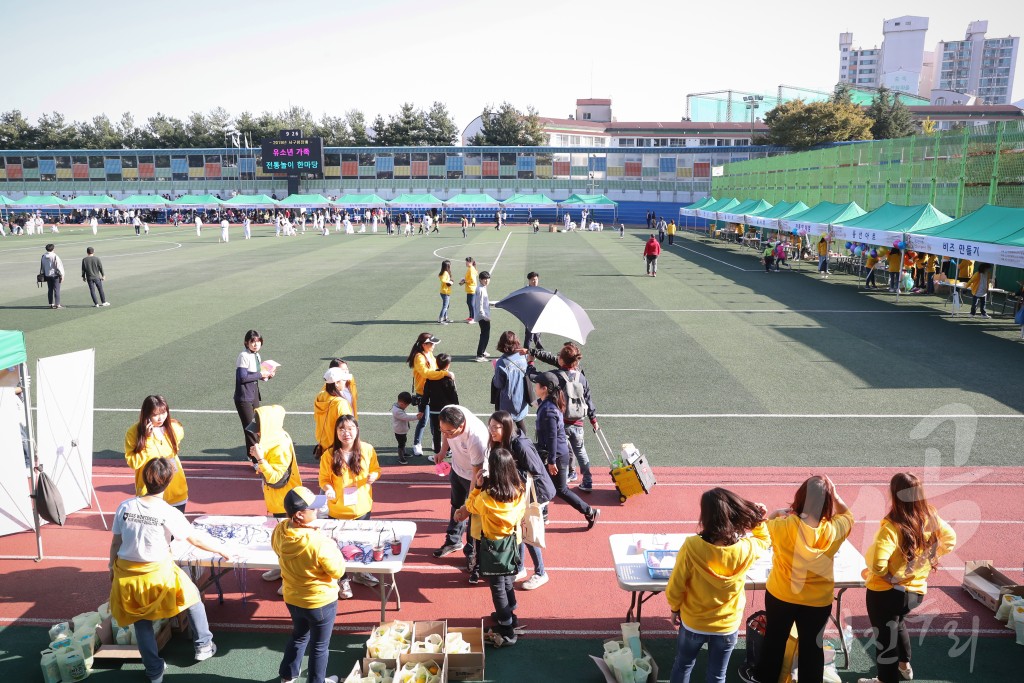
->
<box><xmin>712</xmin><ymin>121</ymin><xmax>1024</xmax><ymax>216</ymax></box>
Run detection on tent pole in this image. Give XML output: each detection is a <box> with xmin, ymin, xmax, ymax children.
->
<box><xmin>21</xmin><ymin>362</ymin><xmax>44</xmax><ymax>561</ymax></box>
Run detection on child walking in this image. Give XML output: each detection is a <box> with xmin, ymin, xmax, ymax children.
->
<box><xmin>391</xmin><ymin>392</ymin><xmax>419</xmax><ymax>465</ymax></box>
<box><xmin>455</xmin><ymin>447</ymin><xmax>526</xmax><ymax>648</ymax></box>
<box><xmin>667</xmin><ymin>488</ymin><xmax>769</xmax><ymax>683</ymax></box>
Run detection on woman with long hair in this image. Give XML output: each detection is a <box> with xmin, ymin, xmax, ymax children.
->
<box><xmin>492</xmin><ymin>331</ymin><xmax>530</xmax><ymax>431</ymax></box>
<box><xmin>438</xmin><ymin>260</ymin><xmax>453</xmax><ymax>324</ymax></box>
<box><xmin>528</xmin><ymin>372</ymin><xmax>598</xmax><ymax>529</ymax></box>
<box><xmin>234</xmin><ymin>329</ymin><xmax>274</xmax><ymax>454</ymax></box>
<box><xmin>406</xmin><ymin>332</ymin><xmax>453</xmax><ymax>456</ymax></box>
<box><xmin>454</xmin><ymin>447</ymin><xmax>526</xmax><ymax>647</ymax></box>
<box><xmin>318</xmin><ymin>415</ymin><xmax>381</xmax><ymax>598</ymax></box>
<box><xmin>667</xmin><ymin>489</ymin><xmax>769</xmax><ymax>683</ymax></box>
<box><xmin>313</xmin><ymin>366</ymin><xmax>354</xmax><ymax>457</ymax></box>
<box><xmin>125</xmin><ymin>395</ymin><xmax>188</xmax><ymax>513</ymax></box>
<box><xmin>487</xmin><ymin>411</ymin><xmax>555</xmax><ymax>590</ymax></box>
<box><xmin>327</xmin><ymin>358</ymin><xmax>358</xmax><ymax>418</ymax></box>
<box><xmin>740</xmin><ymin>475</ymin><xmax>854</xmax><ymax>683</ymax></box>
<box><xmin>857</xmin><ymin>474</ymin><xmax>956</xmax><ymax>683</ymax></box>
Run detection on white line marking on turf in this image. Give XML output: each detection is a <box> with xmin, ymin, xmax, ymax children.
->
<box><xmin>588</xmin><ymin>308</ymin><xmax>935</xmax><ymax>314</ymax></box>
<box><xmin>489</xmin><ymin>231</ymin><xmax>512</xmax><ymax>274</ymax></box>
<box><xmin>101</xmin><ymin>240</ymin><xmax>183</xmax><ymax>257</ymax></box>
<box><xmin>673</xmin><ymin>244</ymin><xmax>759</xmax><ymax>271</ymax></box>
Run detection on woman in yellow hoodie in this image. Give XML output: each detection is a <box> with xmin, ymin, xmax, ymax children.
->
<box><xmin>272</xmin><ymin>486</ymin><xmax>346</xmax><ymax>683</ymax></box>
<box><xmin>438</xmin><ymin>259</ymin><xmax>454</xmax><ymax>324</ymax></box>
<box><xmin>251</xmin><ymin>405</ymin><xmax>304</xmax><ymax>586</ymax></box>
<box><xmin>666</xmin><ymin>488</ymin><xmax>770</xmax><ymax>683</ymax></box>
<box><xmin>319</xmin><ymin>414</ymin><xmax>380</xmax><ymax>597</ymax></box>
<box><xmin>406</xmin><ymin>333</ymin><xmax>453</xmax><ymax>456</ymax></box>
<box><xmin>312</xmin><ymin>367</ymin><xmax>354</xmax><ymax>457</ymax></box>
<box><xmin>858</xmin><ymin>473</ymin><xmax>955</xmax><ymax>683</ymax></box>
<box><xmin>741</xmin><ymin>475</ymin><xmax>853</xmax><ymax>683</ymax></box>
<box><xmin>125</xmin><ymin>395</ymin><xmax>188</xmax><ymax>512</ymax></box>
<box><xmin>455</xmin><ymin>447</ymin><xmax>526</xmax><ymax>647</ymax></box>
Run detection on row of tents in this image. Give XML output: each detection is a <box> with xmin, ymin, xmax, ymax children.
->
<box><xmin>680</xmin><ymin>197</ymin><xmax>1024</xmax><ymax>269</ymax></box>
<box><xmin>0</xmin><ymin>192</ymin><xmax>618</xmax><ymax>211</ymax></box>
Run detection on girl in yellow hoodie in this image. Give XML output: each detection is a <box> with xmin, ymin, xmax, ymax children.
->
<box><xmin>456</xmin><ymin>447</ymin><xmax>525</xmax><ymax>647</ymax></box>
<box><xmin>319</xmin><ymin>414</ymin><xmax>380</xmax><ymax>597</ymax></box>
<box><xmin>125</xmin><ymin>395</ymin><xmax>188</xmax><ymax>512</ymax></box>
<box><xmin>858</xmin><ymin>473</ymin><xmax>955</xmax><ymax>683</ymax></box>
<box><xmin>666</xmin><ymin>488</ymin><xmax>769</xmax><ymax>683</ymax></box>
<box><xmin>313</xmin><ymin>367</ymin><xmax>354</xmax><ymax>456</ymax></box>
<box><xmin>742</xmin><ymin>475</ymin><xmax>853</xmax><ymax>683</ymax></box>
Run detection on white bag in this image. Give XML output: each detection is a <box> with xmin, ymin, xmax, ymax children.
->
<box><xmin>522</xmin><ymin>476</ymin><xmax>545</xmax><ymax>549</ymax></box>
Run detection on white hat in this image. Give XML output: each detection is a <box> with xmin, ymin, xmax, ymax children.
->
<box><xmin>324</xmin><ymin>367</ymin><xmax>353</xmax><ymax>383</ymax></box>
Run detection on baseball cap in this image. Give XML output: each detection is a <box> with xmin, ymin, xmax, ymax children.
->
<box><xmin>283</xmin><ymin>486</ymin><xmax>327</xmax><ymax>516</ymax></box>
<box><xmin>424</xmin><ymin>335</ymin><xmax>440</xmax><ymax>345</ymax></box>
<box><xmin>529</xmin><ymin>371</ymin><xmax>560</xmax><ymax>391</ymax></box>
<box><xmin>324</xmin><ymin>367</ymin><xmax>353</xmax><ymax>383</ymax></box>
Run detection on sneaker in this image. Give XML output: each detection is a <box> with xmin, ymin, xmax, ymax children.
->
<box><xmin>94</xmin><ymin>303</ymin><xmax>101</xmax><ymax>307</ymax></box>
<box><xmin>432</xmin><ymin>542</ymin><xmax>464</xmax><ymax>558</ymax></box>
<box><xmin>474</xmin><ymin>356</ymin><xmax>487</xmax><ymax>362</ymax></box>
<box><xmin>149</xmin><ymin>661</ymin><xmax>167</xmax><ymax>683</ymax></box>
<box><xmin>577</xmin><ymin>482</ymin><xmax>593</xmax><ymax>493</ymax></box>
<box><xmin>465</xmin><ymin>317</ymin><xmax>474</xmax><ymax>323</ymax></box>
<box><xmin>981</xmin><ymin>313</ymin><xmax>991</xmax><ymax>318</ymax></box>
<box><xmin>586</xmin><ymin>508</ymin><xmax>601</xmax><ymax>530</ymax></box>
<box><xmin>899</xmin><ymin>663</ymin><xmax>914</xmax><ymax>680</ymax></box>
<box><xmin>398</xmin><ymin>452</ymin><xmax>409</xmax><ymax>465</ymax></box>
<box><xmin>466</xmin><ymin>319</ymin><xmax>476</xmax><ymax>324</ymax></box>
<box><xmin>194</xmin><ymin>642</ymin><xmax>217</xmax><ymax>661</ymax></box>
<box><xmin>567</xmin><ymin>469</ymin><xmax>578</xmax><ymax>482</ymax></box>
<box><xmin>324</xmin><ymin>677</ymin><xmax>339</xmax><ymax>683</ymax></box>
<box><xmin>352</xmin><ymin>572</ymin><xmax>379</xmax><ymax>587</ymax></box>
<box><xmin>468</xmin><ymin>569</ymin><xmax>481</xmax><ymax>584</ymax></box>
<box><xmin>439</xmin><ymin>319</ymin><xmax>449</xmax><ymax>325</ymax></box>
<box><xmin>522</xmin><ymin>573</ymin><xmax>549</xmax><ymax>590</ymax></box>
<box><xmin>738</xmin><ymin>664</ymin><xmax>766</xmax><ymax>683</ymax></box>
<box><xmin>338</xmin><ymin>578</ymin><xmax>353</xmax><ymax>599</ymax></box>
<box><xmin>277</xmin><ymin>585</ymin><xmax>284</xmax><ymax>595</ymax></box>
<box><xmin>262</xmin><ymin>568</ymin><xmax>281</xmax><ymax>581</ymax></box>
<box><xmin>481</xmin><ymin>352</ymin><xmax>490</xmax><ymax>358</ymax></box>
<box><xmin>514</xmin><ymin>567</ymin><xmax>528</xmax><ymax>582</ymax></box>
<box><xmin>412</xmin><ymin>443</ymin><xmax>423</xmax><ymax>456</ymax></box>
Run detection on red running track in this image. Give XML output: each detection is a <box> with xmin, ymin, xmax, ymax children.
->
<box><xmin>1</xmin><ymin>463</ymin><xmax>1020</xmax><ymax>639</ymax></box>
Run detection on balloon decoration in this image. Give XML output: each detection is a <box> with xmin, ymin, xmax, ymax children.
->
<box><xmin>871</xmin><ymin>249</ymin><xmax>878</xmax><ymax>258</ymax></box>
<box><xmin>898</xmin><ymin>241</ymin><xmax>907</xmax><ymax>250</ymax></box>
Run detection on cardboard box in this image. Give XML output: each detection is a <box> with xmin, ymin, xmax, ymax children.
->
<box><xmin>591</xmin><ymin>640</ymin><xmax>659</xmax><ymax>683</ymax></box>
<box><xmin>398</xmin><ymin>653</ymin><xmax>447</xmax><ymax>682</ymax></box>
<box><xmin>93</xmin><ymin>614</ymin><xmax>178</xmax><ymax>661</ymax></box>
<box><xmin>962</xmin><ymin>561</ymin><xmax>1024</xmax><ymax>612</ymax></box>
<box><xmin>412</xmin><ymin>620</ymin><xmax>446</xmax><ymax>652</ymax></box>
<box><xmin>445</xmin><ymin>621</ymin><xmax>484</xmax><ymax>681</ymax></box>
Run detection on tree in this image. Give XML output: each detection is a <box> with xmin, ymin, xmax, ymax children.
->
<box><xmin>830</xmin><ymin>82</ymin><xmax>853</xmax><ymax>106</ymax></box>
<box><xmin>117</xmin><ymin>112</ymin><xmax>141</xmax><ymax>148</ymax></box>
<box><xmin>140</xmin><ymin>113</ymin><xmax>189</xmax><ymax>148</ymax></box>
<box><xmin>369</xmin><ymin>114</ymin><xmax>393</xmax><ymax>146</ymax></box>
<box><xmin>763</xmin><ymin>98</ymin><xmax>873</xmax><ymax>150</ymax></box>
<box><xmin>424</xmin><ymin>101</ymin><xmax>459</xmax><ymax>146</ymax></box>
<box><xmin>36</xmin><ymin>112</ymin><xmax>79</xmax><ymax>149</ymax></box>
<box><xmin>77</xmin><ymin>114</ymin><xmax>121</xmax><ymax>149</ymax></box>
<box><xmin>345</xmin><ymin>110</ymin><xmax>371</xmax><ymax>146</ymax></box>
<box><xmin>469</xmin><ymin>102</ymin><xmax>547</xmax><ymax>146</ymax></box>
<box><xmin>312</xmin><ymin>114</ymin><xmax>351</xmax><ymax>147</ymax></box>
<box><xmin>866</xmin><ymin>86</ymin><xmax>915</xmax><ymax>140</ymax></box>
<box><xmin>0</xmin><ymin>110</ymin><xmax>36</xmax><ymax>149</ymax></box>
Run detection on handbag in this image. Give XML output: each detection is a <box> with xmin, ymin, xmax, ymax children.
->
<box><xmin>522</xmin><ymin>475</ymin><xmax>546</xmax><ymax>548</ymax></box>
<box><xmin>37</xmin><ymin>273</ymin><xmax>46</xmax><ymax>284</ymax></box>
<box><xmin>479</xmin><ymin>532</ymin><xmax>521</xmax><ymax>577</ymax></box>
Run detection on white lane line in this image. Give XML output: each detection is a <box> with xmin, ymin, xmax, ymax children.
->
<box><xmin>489</xmin><ymin>231</ymin><xmax>513</xmax><ymax>275</ymax></box>
<box><xmin>87</xmin><ymin>409</ymin><xmax>1024</xmax><ymax>419</ymax></box>
<box><xmin>588</xmin><ymin>308</ymin><xmax>935</xmax><ymax>314</ymax></box>
<box><xmin>672</xmin><ymin>244</ymin><xmax>759</xmax><ymax>271</ymax></box>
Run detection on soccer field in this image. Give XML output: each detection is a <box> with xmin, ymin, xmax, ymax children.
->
<box><xmin>2</xmin><ymin>222</ymin><xmax>1022</xmax><ymax>469</ymax></box>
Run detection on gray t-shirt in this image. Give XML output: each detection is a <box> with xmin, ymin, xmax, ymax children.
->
<box><xmin>112</xmin><ymin>497</ymin><xmax>194</xmax><ymax>563</ymax></box>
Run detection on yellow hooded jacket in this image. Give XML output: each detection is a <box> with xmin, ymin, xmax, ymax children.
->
<box><xmin>312</xmin><ymin>390</ymin><xmax>354</xmax><ymax>451</ymax></box>
<box><xmin>271</xmin><ymin>519</ymin><xmax>346</xmax><ymax>609</ymax></box>
<box><xmin>865</xmin><ymin>517</ymin><xmax>956</xmax><ymax>594</ymax></box>
<box><xmin>124</xmin><ymin>421</ymin><xmax>187</xmax><ymax>506</ymax></box>
<box><xmin>318</xmin><ymin>442</ymin><xmax>380</xmax><ymax>519</ymax></box>
<box><xmin>465</xmin><ymin>488</ymin><xmax>525</xmax><ymax>541</ymax></box>
<box><xmin>439</xmin><ymin>271</ymin><xmax>453</xmax><ymax>296</ymax></box>
<box><xmin>464</xmin><ymin>265</ymin><xmax>478</xmax><ymax>294</ymax></box>
<box><xmin>254</xmin><ymin>405</ymin><xmax>302</xmax><ymax>515</ymax></box>
<box><xmin>411</xmin><ymin>351</ymin><xmax>447</xmax><ymax>395</ymax></box>
<box><xmin>765</xmin><ymin>510</ymin><xmax>854</xmax><ymax>607</ymax></box>
<box><xmin>665</xmin><ymin>523</ymin><xmax>770</xmax><ymax>634</ymax></box>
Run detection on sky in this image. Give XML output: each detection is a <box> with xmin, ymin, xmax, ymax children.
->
<box><xmin>6</xmin><ymin>0</ymin><xmax>1022</xmax><ymax>133</ymax></box>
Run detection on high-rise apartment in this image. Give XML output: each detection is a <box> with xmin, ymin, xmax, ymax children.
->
<box><xmin>839</xmin><ymin>16</ymin><xmax>929</xmax><ymax>92</ymax></box>
<box><xmin>935</xmin><ymin>21</ymin><xmax>1018</xmax><ymax>104</ymax></box>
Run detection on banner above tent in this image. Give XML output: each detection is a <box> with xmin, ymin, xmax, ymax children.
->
<box><xmin>718</xmin><ymin>199</ymin><xmax>773</xmax><ymax>225</ymax></box>
<box><xmin>747</xmin><ymin>201</ymin><xmax>810</xmax><ymax>230</ymax></box>
<box><xmin>780</xmin><ymin>202</ymin><xmax>866</xmax><ymax>236</ymax></box>
<box><xmin>696</xmin><ymin>198</ymin><xmax>739</xmax><ymax>220</ymax></box>
<box><xmin>679</xmin><ymin>196</ymin><xmax>716</xmax><ymax>217</ymax></box>
<box><xmin>502</xmin><ymin>193</ymin><xmax>556</xmax><ymax>207</ymax></box>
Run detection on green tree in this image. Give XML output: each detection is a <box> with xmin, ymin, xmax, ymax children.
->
<box><xmin>0</xmin><ymin>110</ymin><xmax>37</xmax><ymax>149</ymax></box>
<box><xmin>36</xmin><ymin>112</ymin><xmax>79</xmax><ymax>149</ymax></box>
<box><xmin>382</xmin><ymin>103</ymin><xmax>427</xmax><ymax>146</ymax></box>
<box><xmin>140</xmin><ymin>113</ymin><xmax>189</xmax><ymax>148</ymax></box>
<box><xmin>312</xmin><ymin>114</ymin><xmax>351</xmax><ymax>146</ymax></box>
<box><xmin>866</xmin><ymin>86</ymin><xmax>915</xmax><ymax>140</ymax></box>
<box><xmin>469</xmin><ymin>102</ymin><xmax>546</xmax><ymax>146</ymax></box>
<box><xmin>117</xmin><ymin>112</ymin><xmax>141</xmax><ymax>148</ymax></box>
<box><xmin>763</xmin><ymin>99</ymin><xmax>873</xmax><ymax>150</ymax></box>
<box><xmin>369</xmin><ymin>114</ymin><xmax>393</xmax><ymax>146</ymax></box>
<box><xmin>424</xmin><ymin>101</ymin><xmax>458</xmax><ymax>146</ymax></box>
<box><xmin>345</xmin><ymin>110</ymin><xmax>371</xmax><ymax>146</ymax></box>
<box><xmin>77</xmin><ymin>114</ymin><xmax>121</xmax><ymax>149</ymax></box>
<box><xmin>830</xmin><ymin>82</ymin><xmax>853</xmax><ymax>105</ymax></box>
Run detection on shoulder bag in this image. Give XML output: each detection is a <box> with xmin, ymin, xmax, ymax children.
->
<box><xmin>521</xmin><ymin>475</ymin><xmax>546</xmax><ymax>549</ymax></box>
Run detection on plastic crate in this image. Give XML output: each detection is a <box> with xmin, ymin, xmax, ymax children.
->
<box><xmin>643</xmin><ymin>550</ymin><xmax>677</xmax><ymax>579</ymax></box>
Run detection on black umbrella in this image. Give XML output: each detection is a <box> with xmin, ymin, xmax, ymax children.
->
<box><xmin>493</xmin><ymin>286</ymin><xmax>595</xmax><ymax>344</ymax></box>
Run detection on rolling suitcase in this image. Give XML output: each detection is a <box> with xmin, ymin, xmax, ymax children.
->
<box><xmin>597</xmin><ymin>430</ymin><xmax>656</xmax><ymax>503</ymax></box>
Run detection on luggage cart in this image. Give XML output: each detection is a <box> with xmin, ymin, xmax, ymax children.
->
<box><xmin>597</xmin><ymin>430</ymin><xmax>656</xmax><ymax>503</ymax></box>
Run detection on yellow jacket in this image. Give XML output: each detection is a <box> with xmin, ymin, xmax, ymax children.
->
<box><xmin>765</xmin><ymin>510</ymin><xmax>854</xmax><ymax>607</ymax></box>
<box><xmin>439</xmin><ymin>272</ymin><xmax>453</xmax><ymax>296</ymax></box>
<box><xmin>665</xmin><ymin>523</ymin><xmax>770</xmax><ymax>634</ymax></box>
<box><xmin>271</xmin><ymin>519</ymin><xmax>346</xmax><ymax>609</ymax></box>
<box><xmin>925</xmin><ymin>254</ymin><xmax>937</xmax><ymax>273</ymax></box>
<box><xmin>110</xmin><ymin>558</ymin><xmax>200</xmax><ymax>626</ymax></box>
<box><xmin>254</xmin><ymin>405</ymin><xmax>302</xmax><ymax>515</ymax></box>
<box><xmin>957</xmin><ymin>259</ymin><xmax>973</xmax><ymax>280</ymax></box>
<box><xmin>967</xmin><ymin>271</ymin><xmax>989</xmax><ymax>296</ymax></box>
<box><xmin>124</xmin><ymin>421</ymin><xmax>188</xmax><ymax>506</ymax></box>
<box><xmin>464</xmin><ymin>265</ymin><xmax>478</xmax><ymax>294</ymax></box>
<box><xmin>817</xmin><ymin>240</ymin><xmax>828</xmax><ymax>256</ymax></box>
<box><xmin>666</xmin><ymin>221</ymin><xmax>677</xmax><ymax>235</ymax></box>
<box><xmin>865</xmin><ymin>256</ymin><xmax>879</xmax><ymax>269</ymax></box>
<box><xmin>887</xmin><ymin>252</ymin><xmax>902</xmax><ymax>273</ymax></box>
<box><xmin>465</xmin><ymin>488</ymin><xmax>525</xmax><ymax>541</ymax></box>
<box><xmin>411</xmin><ymin>351</ymin><xmax>447</xmax><ymax>395</ymax></box>
<box><xmin>312</xmin><ymin>390</ymin><xmax>354</xmax><ymax>451</ymax></box>
<box><xmin>865</xmin><ymin>517</ymin><xmax>956</xmax><ymax>594</ymax></box>
<box><xmin>318</xmin><ymin>442</ymin><xmax>380</xmax><ymax>519</ymax></box>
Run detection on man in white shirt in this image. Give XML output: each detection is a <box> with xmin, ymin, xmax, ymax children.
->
<box><xmin>90</xmin><ymin>215</ymin><xmax>98</xmax><ymax>235</ymax></box>
<box><xmin>220</xmin><ymin>218</ymin><xmax>230</xmax><ymax>243</ymax></box>
<box><xmin>194</xmin><ymin>214</ymin><xmax>202</xmax><ymax>237</ymax></box>
<box><xmin>432</xmin><ymin>405</ymin><xmax>488</xmax><ymax>560</ymax></box>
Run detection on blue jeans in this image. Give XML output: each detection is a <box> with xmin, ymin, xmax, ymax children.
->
<box><xmin>466</xmin><ymin>292</ymin><xmax>476</xmax><ymax>320</ymax></box>
<box><xmin>438</xmin><ymin>293</ymin><xmax>450</xmax><ymax>321</ymax></box>
<box><xmin>280</xmin><ymin>601</ymin><xmax>338</xmax><ymax>683</ymax></box>
<box><xmin>669</xmin><ymin>625</ymin><xmax>737</xmax><ymax>683</ymax></box>
<box><xmin>518</xmin><ymin>540</ymin><xmax>545</xmax><ymax>575</ymax></box>
<box><xmin>135</xmin><ymin>601</ymin><xmax>213</xmax><ymax>680</ymax></box>
<box><xmin>444</xmin><ymin>469</ymin><xmax>474</xmax><ymax>553</ymax></box>
<box><xmin>565</xmin><ymin>424</ymin><xmax>593</xmax><ymax>486</ymax></box>
<box><xmin>413</xmin><ymin>402</ymin><xmax>429</xmax><ymax>448</ymax></box>
<box><xmin>488</xmin><ymin>574</ymin><xmax>517</xmax><ymax>625</ymax></box>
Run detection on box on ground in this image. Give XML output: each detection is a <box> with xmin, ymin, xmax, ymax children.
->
<box><xmin>962</xmin><ymin>561</ymin><xmax>1024</xmax><ymax>612</ymax></box>
<box><xmin>93</xmin><ymin>614</ymin><xmax>179</xmax><ymax>661</ymax></box>
<box><xmin>358</xmin><ymin>620</ymin><xmax>484</xmax><ymax>682</ymax></box>
<box><xmin>445</xmin><ymin>622</ymin><xmax>484</xmax><ymax>682</ymax></box>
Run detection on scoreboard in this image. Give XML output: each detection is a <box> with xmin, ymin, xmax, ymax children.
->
<box><xmin>260</xmin><ymin>130</ymin><xmax>324</xmax><ymax>177</ymax></box>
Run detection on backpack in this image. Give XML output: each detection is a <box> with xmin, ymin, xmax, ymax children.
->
<box><xmin>558</xmin><ymin>369</ymin><xmax>588</xmax><ymax>422</ymax></box>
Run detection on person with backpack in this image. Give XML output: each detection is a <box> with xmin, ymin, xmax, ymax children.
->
<box><xmin>529</xmin><ymin>342</ymin><xmax>597</xmax><ymax>492</ymax></box>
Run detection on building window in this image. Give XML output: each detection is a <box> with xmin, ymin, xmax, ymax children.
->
<box><xmin>582</xmin><ymin>112</ymin><xmax>591</xmax><ymax>120</ymax></box>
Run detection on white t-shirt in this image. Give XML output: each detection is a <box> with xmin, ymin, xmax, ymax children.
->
<box><xmin>237</xmin><ymin>350</ymin><xmax>260</xmax><ymax>373</ymax></box>
<box><xmin>112</xmin><ymin>497</ymin><xmax>194</xmax><ymax>562</ymax></box>
<box><xmin>444</xmin><ymin>405</ymin><xmax>489</xmax><ymax>480</ymax></box>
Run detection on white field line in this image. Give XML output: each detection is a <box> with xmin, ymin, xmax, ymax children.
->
<box><xmin>672</xmin><ymin>243</ymin><xmax>759</xmax><ymax>271</ymax></box>
<box><xmin>87</xmin><ymin>408</ymin><xmax>1024</xmax><ymax>419</ymax></box>
<box><xmin>588</xmin><ymin>308</ymin><xmax>935</xmax><ymax>314</ymax></box>
<box><xmin>488</xmin><ymin>231</ymin><xmax>513</xmax><ymax>274</ymax></box>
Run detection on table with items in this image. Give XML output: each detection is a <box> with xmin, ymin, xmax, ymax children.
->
<box><xmin>173</xmin><ymin>516</ymin><xmax>416</xmax><ymax>622</ymax></box>
<box><xmin>609</xmin><ymin>532</ymin><xmax>866</xmax><ymax>669</ymax></box>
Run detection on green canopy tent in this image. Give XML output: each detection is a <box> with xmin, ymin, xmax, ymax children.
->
<box><xmin>0</xmin><ymin>194</ymin><xmax>15</xmax><ymax>221</ymax></box>
<box><xmin>334</xmin><ymin>194</ymin><xmax>387</xmax><ymax>207</ymax></box>
<box><xmin>116</xmin><ymin>195</ymin><xmax>173</xmax><ymax>208</ymax></box>
<box><xmin>443</xmin><ymin>193</ymin><xmax>499</xmax><ymax>208</ymax></box>
<box><xmin>834</xmin><ymin>202</ymin><xmax>952</xmax><ymax>247</ymax></box>
<box><xmin>61</xmin><ymin>195</ymin><xmax>120</xmax><ymax>209</ymax></box>
<box><xmin>678</xmin><ymin>196</ymin><xmax>717</xmax><ymax>232</ymax></box>
<box><xmin>718</xmin><ymin>199</ymin><xmax>773</xmax><ymax>225</ymax></box>
<box><xmin>11</xmin><ymin>195</ymin><xmax>66</xmax><ymax>209</ymax></box>
<box><xmin>906</xmin><ymin>204</ymin><xmax>1024</xmax><ymax>269</ymax></box>
<box><xmin>694</xmin><ymin>198</ymin><xmax>739</xmax><ymax>235</ymax></box>
<box><xmin>0</xmin><ymin>330</ymin><xmax>42</xmax><ymax>553</ymax></box>
<box><xmin>278</xmin><ymin>194</ymin><xmax>333</xmax><ymax>208</ymax></box>
<box><xmin>558</xmin><ymin>193</ymin><xmax>618</xmax><ymax>207</ymax></box>
<box><xmin>222</xmin><ymin>194</ymin><xmax>279</xmax><ymax>208</ymax></box>
<box><xmin>171</xmin><ymin>194</ymin><xmax>226</xmax><ymax>208</ymax></box>
<box><xmin>779</xmin><ymin>201</ymin><xmax>867</xmax><ymax>237</ymax></box>
<box><xmin>388</xmin><ymin>194</ymin><xmax>443</xmax><ymax>208</ymax></box>
<box><xmin>746</xmin><ymin>201</ymin><xmax>810</xmax><ymax>233</ymax></box>
<box><xmin>501</xmin><ymin>193</ymin><xmax>557</xmax><ymax>208</ymax></box>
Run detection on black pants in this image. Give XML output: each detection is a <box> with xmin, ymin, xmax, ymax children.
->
<box><xmin>429</xmin><ymin>413</ymin><xmax>442</xmax><ymax>454</ymax></box>
<box><xmin>444</xmin><ymin>469</ymin><xmax>474</xmax><ymax>553</ymax></box>
<box><xmin>476</xmin><ymin>319</ymin><xmax>491</xmax><ymax>357</ymax></box>
<box><xmin>865</xmin><ymin>269</ymin><xmax>877</xmax><ymax>287</ymax></box>
<box><xmin>394</xmin><ymin>433</ymin><xmax>407</xmax><ymax>458</ymax></box>
<box><xmin>549</xmin><ymin>459</ymin><xmax>592</xmax><ymax>518</ymax></box>
<box><xmin>755</xmin><ymin>591</ymin><xmax>832</xmax><ymax>683</ymax></box>
<box><xmin>865</xmin><ymin>588</ymin><xmax>922</xmax><ymax>683</ymax></box>
<box><xmin>489</xmin><ymin>574</ymin><xmax>517</xmax><ymax>624</ymax></box>
<box><xmin>45</xmin><ymin>276</ymin><xmax>61</xmax><ymax>306</ymax></box>
<box><xmin>234</xmin><ymin>398</ymin><xmax>261</xmax><ymax>454</ymax></box>
<box><xmin>971</xmin><ymin>294</ymin><xmax>987</xmax><ymax>315</ymax></box>
<box><xmin>87</xmin><ymin>278</ymin><xmax>107</xmax><ymax>304</ymax></box>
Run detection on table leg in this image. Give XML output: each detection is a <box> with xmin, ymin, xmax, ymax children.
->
<box><xmin>832</xmin><ymin>587</ymin><xmax>850</xmax><ymax>670</ymax></box>
<box><xmin>626</xmin><ymin>591</ymin><xmax>639</xmax><ymax>622</ymax></box>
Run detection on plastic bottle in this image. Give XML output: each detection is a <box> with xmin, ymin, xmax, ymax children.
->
<box><xmin>75</xmin><ymin>632</ymin><xmax>96</xmax><ymax>669</ymax></box>
<box><xmin>40</xmin><ymin>649</ymin><xmax>62</xmax><ymax>683</ymax></box>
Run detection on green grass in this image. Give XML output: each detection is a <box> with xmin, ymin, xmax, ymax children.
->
<box><xmin>2</xmin><ymin>224</ymin><xmax>1022</xmax><ymax>468</ymax></box>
